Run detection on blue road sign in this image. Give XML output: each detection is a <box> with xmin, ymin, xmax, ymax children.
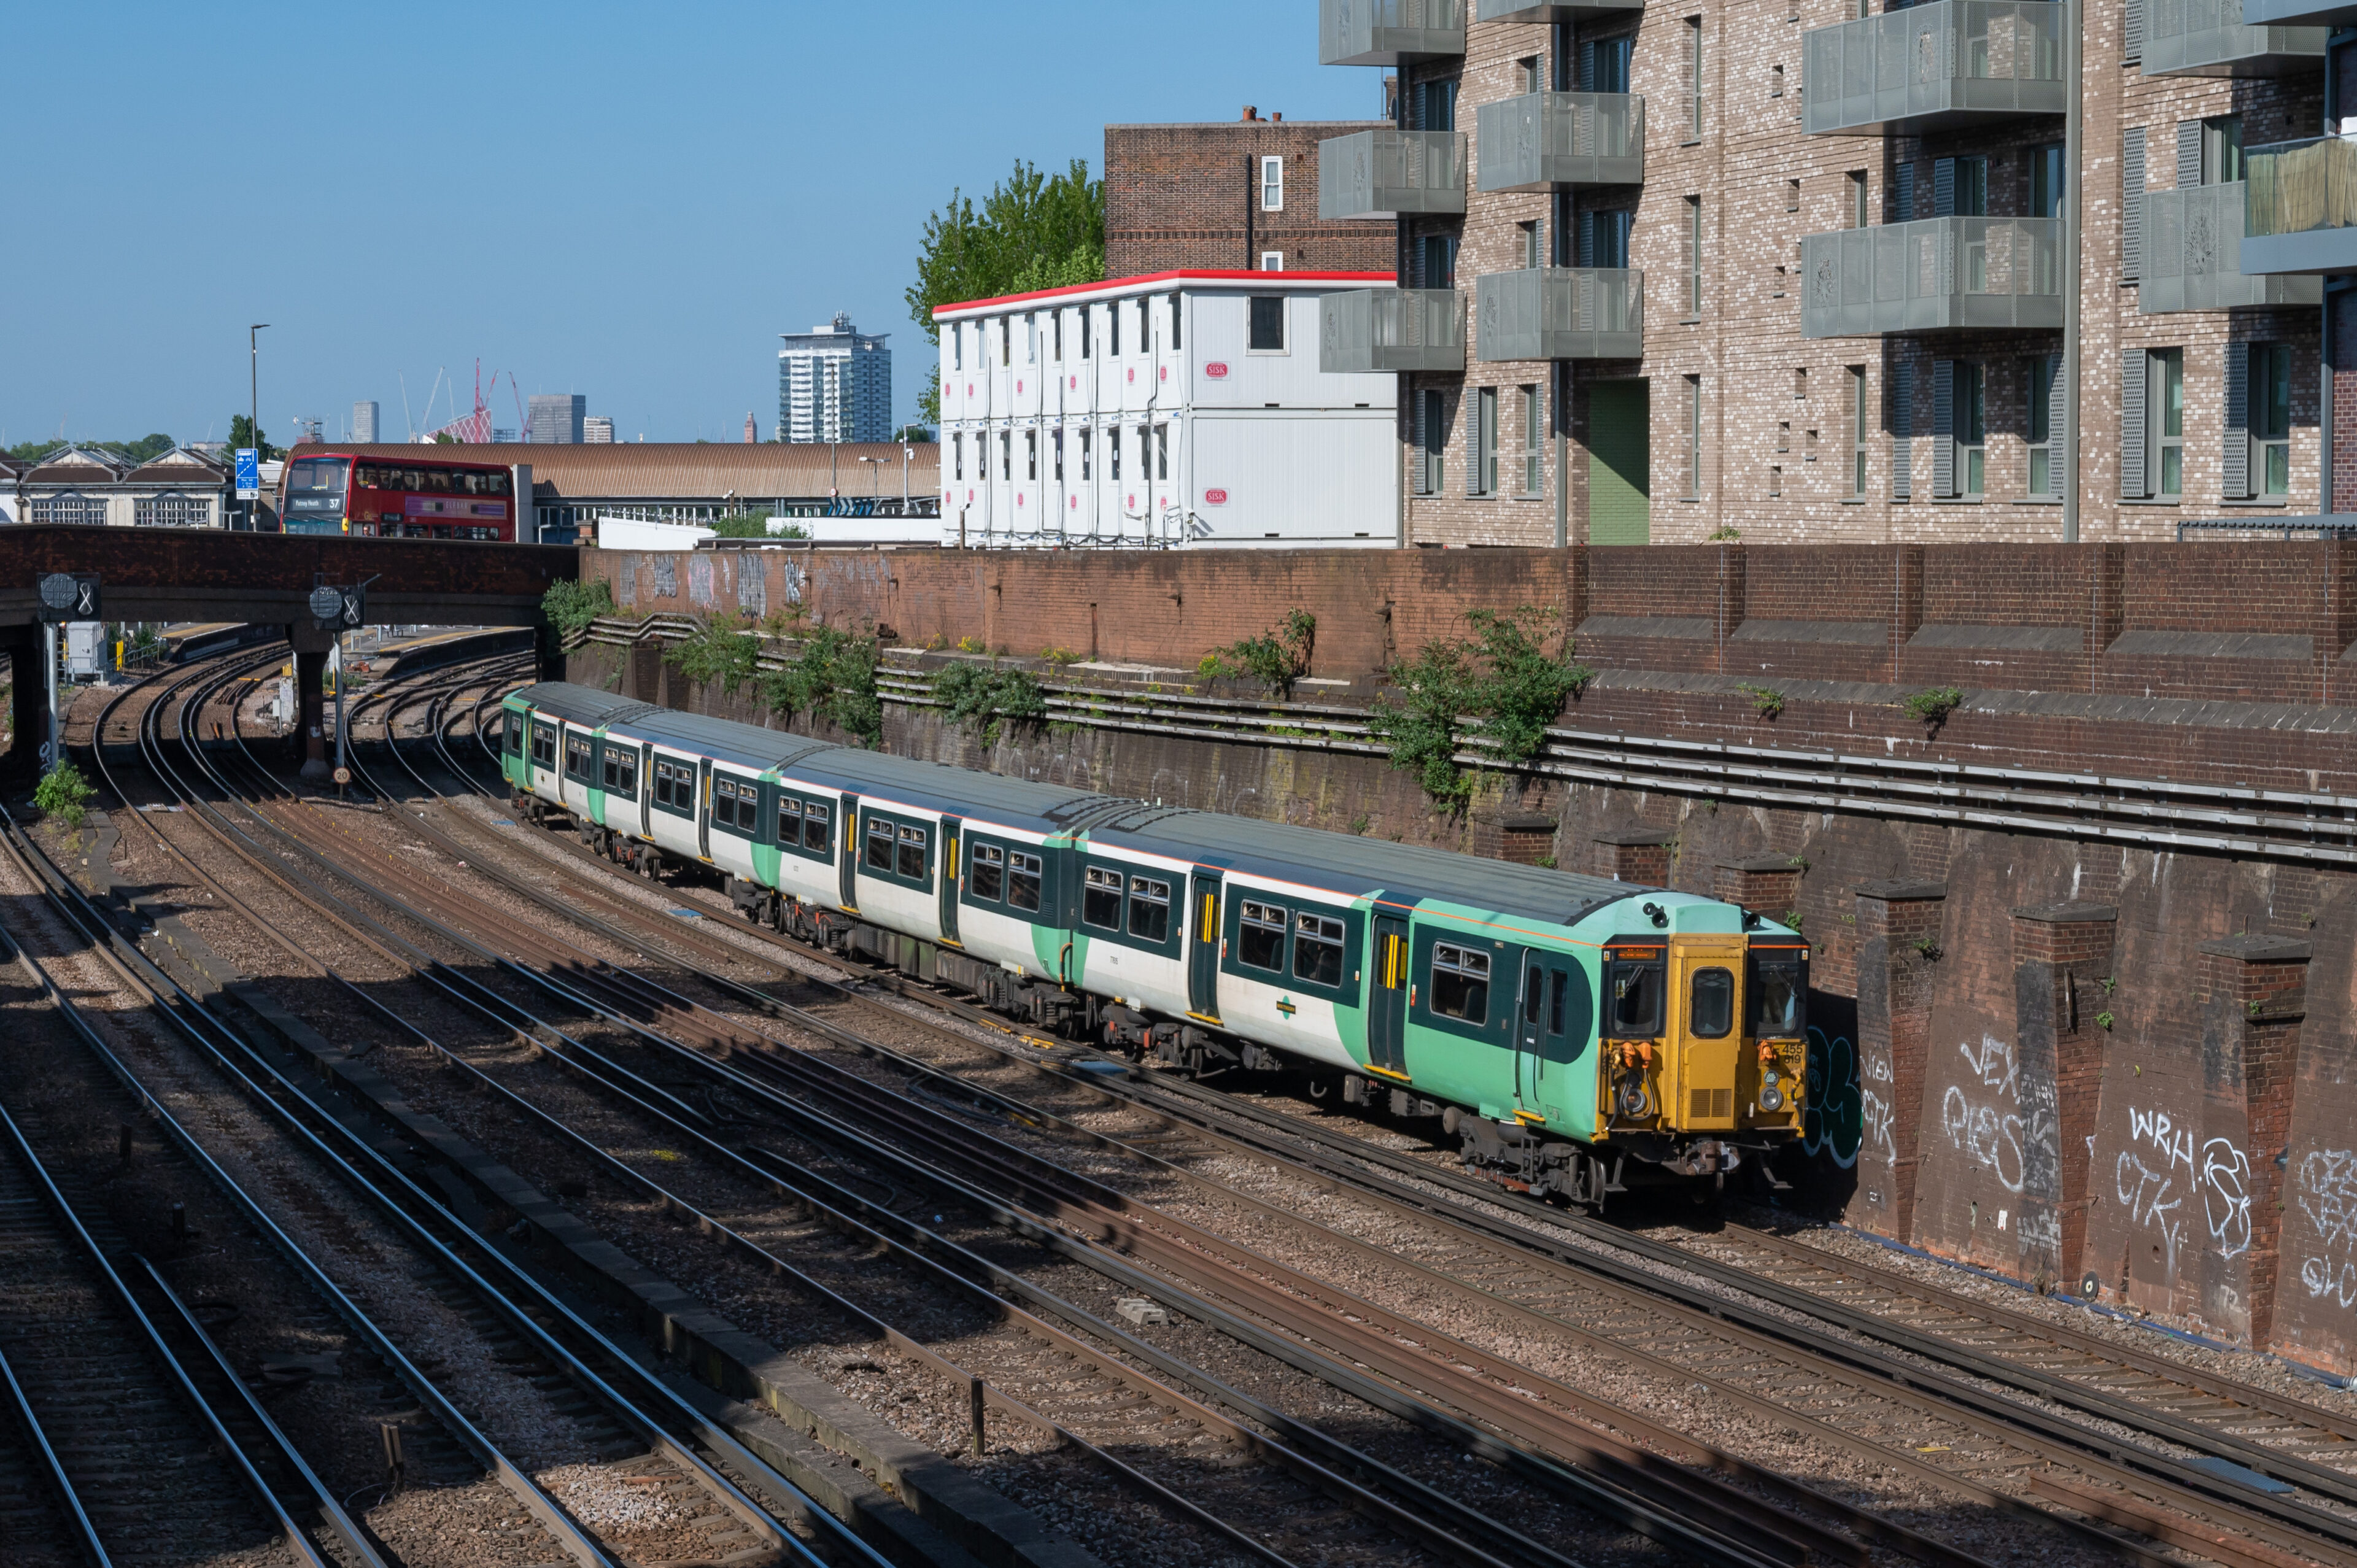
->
<box><xmin>235</xmin><ymin>447</ymin><xmax>260</xmax><ymax>498</ymax></box>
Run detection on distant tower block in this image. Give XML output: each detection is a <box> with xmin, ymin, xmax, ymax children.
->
<box><xmin>353</xmin><ymin>401</ymin><xmax>379</xmax><ymax>443</ymax></box>
<box><xmin>745</xmin><ymin>412</ymin><xmax>757</xmax><ymax>443</ymax></box>
<box><xmin>778</xmin><ymin>312</ymin><xmax>893</xmax><ymax>443</ymax></box>
<box><xmin>582</xmin><ymin>417</ymin><xmax>614</xmax><ymax>444</ymax></box>
<box><xmin>527</xmin><ymin>394</ymin><xmax>586</xmax><ymax>444</ymax></box>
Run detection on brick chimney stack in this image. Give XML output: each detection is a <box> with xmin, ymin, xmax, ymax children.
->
<box><xmin>1240</xmin><ymin>106</ymin><xmax>1257</xmax><ymax>121</ymax></box>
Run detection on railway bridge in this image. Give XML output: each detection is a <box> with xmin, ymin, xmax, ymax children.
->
<box><xmin>0</xmin><ymin>524</ymin><xmax>576</xmax><ymax>776</ymax></box>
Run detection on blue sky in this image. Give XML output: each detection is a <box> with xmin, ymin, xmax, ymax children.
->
<box><xmin>3</xmin><ymin>2</ymin><xmax>1375</xmax><ymax>449</ymax></box>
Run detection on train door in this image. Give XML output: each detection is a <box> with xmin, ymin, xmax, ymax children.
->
<box><xmin>939</xmin><ymin>816</ymin><xmax>963</xmax><ymax>944</ymax></box>
<box><xmin>639</xmin><ymin>744</ymin><xmax>653</xmax><ymax>838</ymax></box>
<box><xmin>1671</xmin><ymin>939</ymin><xmax>1744</xmax><ymax>1130</ymax></box>
<box><xmin>1187</xmin><ymin>871</ymin><xmax>1222</xmax><ymax>1022</ymax></box>
<box><xmin>1368</xmin><ymin>916</ymin><xmax>1410</xmax><ymax>1072</ymax></box>
<box><xmin>838</xmin><ymin>792</ymin><xmax>860</xmax><ymax>910</ymax></box>
<box><xmin>697</xmin><ymin>759</ymin><xmax>712</xmax><ymax>860</ymax></box>
<box><xmin>1515</xmin><ymin>952</ymin><xmax>1547</xmax><ymax>1108</ymax></box>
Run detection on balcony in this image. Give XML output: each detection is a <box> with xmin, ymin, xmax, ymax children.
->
<box><xmin>1800</xmin><ymin>217</ymin><xmax>2063</xmax><ymax>336</ymax></box>
<box><xmin>2140</xmin><ymin>183</ymin><xmax>2323</xmax><ymax>312</ymax></box>
<box><xmin>2142</xmin><ymin>0</ymin><xmax>2323</xmax><ymax>75</ymax></box>
<box><xmin>1319</xmin><ymin>0</ymin><xmax>1465</xmax><ymax>66</ymax></box>
<box><xmin>1320</xmin><ymin>289</ymin><xmax>1465</xmax><ymax>373</ymax></box>
<box><xmin>1476</xmin><ymin>92</ymin><xmax>1644</xmax><ymax>192</ymax></box>
<box><xmin>2240</xmin><ymin>0</ymin><xmax>2357</xmax><ymax>23</ymax></box>
<box><xmin>1475</xmin><ymin>268</ymin><xmax>1643</xmax><ymax>360</ymax></box>
<box><xmin>1319</xmin><ymin>129</ymin><xmax>1467</xmax><ymax>220</ymax></box>
<box><xmin>1474</xmin><ymin>0</ymin><xmax>1643</xmax><ymax>19</ymax></box>
<box><xmin>2243</xmin><ymin>136</ymin><xmax>2357</xmax><ymax>274</ymax></box>
<box><xmin>1803</xmin><ymin>1</ymin><xmax>2065</xmax><ymax>136</ymax></box>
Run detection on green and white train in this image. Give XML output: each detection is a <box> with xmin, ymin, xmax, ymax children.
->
<box><xmin>500</xmin><ymin>682</ymin><xmax>1810</xmax><ymax>1198</ymax></box>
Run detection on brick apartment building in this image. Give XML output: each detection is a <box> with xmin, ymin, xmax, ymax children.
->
<box><xmin>1105</xmin><ymin>109</ymin><xmax>1398</xmax><ymax>274</ymax></box>
<box><xmin>1314</xmin><ymin>0</ymin><xmax>2350</xmax><ymax>546</ymax></box>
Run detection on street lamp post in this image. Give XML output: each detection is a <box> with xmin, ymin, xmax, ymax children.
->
<box><xmin>249</xmin><ymin>323</ymin><xmax>270</xmax><ymax>530</ymax></box>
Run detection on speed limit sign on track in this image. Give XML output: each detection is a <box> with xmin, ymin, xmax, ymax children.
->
<box><xmin>333</xmin><ymin>767</ymin><xmax>351</xmax><ymax>786</ymax></box>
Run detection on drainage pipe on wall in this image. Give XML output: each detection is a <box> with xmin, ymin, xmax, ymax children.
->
<box><xmin>2061</xmin><ymin>0</ymin><xmax>2082</xmax><ymax>543</ymax></box>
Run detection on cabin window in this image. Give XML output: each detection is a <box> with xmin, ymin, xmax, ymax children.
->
<box><xmin>865</xmin><ymin>818</ymin><xmax>895</xmax><ymax>871</ymax></box>
<box><xmin>1239</xmin><ymin>900</ymin><xmax>1287</xmax><ymax>971</ymax></box>
<box><xmin>600</xmin><ymin>746</ymin><xmax>638</xmax><ymax>797</ymax></box>
<box><xmin>1007</xmin><ymin>849</ymin><xmax>1043</xmax><ymax>912</ymax></box>
<box><xmin>802</xmin><ymin>801</ymin><xmax>832</xmax><ymax>854</ymax></box>
<box><xmin>1083</xmin><ymin>867</ymin><xmax>1123</xmax><ymax>930</ymax></box>
<box><xmin>530</xmin><ymin>724</ymin><xmax>557</xmax><ymax>769</ymax></box>
<box><xmin>1128</xmin><ymin>876</ymin><xmax>1171</xmax><ymax>943</ymax></box>
<box><xmin>778</xmin><ymin>795</ymin><xmax>802</xmax><ymax>845</ymax></box>
<box><xmin>1430</xmin><ymin>943</ymin><xmax>1490</xmax><ymax>1024</ymax></box>
<box><xmin>564</xmin><ymin>735</ymin><xmax>591</xmax><ymax>782</ymax></box>
<box><xmin>1293</xmin><ymin>913</ymin><xmax>1345</xmax><ymax>987</ymax></box>
<box><xmin>969</xmin><ymin>843</ymin><xmax>1004</xmax><ymax>901</ymax></box>
<box><xmin>1747</xmin><ymin>948</ymin><xmax>1807</xmax><ymax>1036</ymax></box>
<box><xmin>1689</xmin><ymin>967</ymin><xmax>1735</xmax><ymax>1038</ymax></box>
<box><xmin>1604</xmin><ymin>950</ymin><xmax>1666</xmax><ymax>1038</ymax></box>
<box><xmin>897</xmin><ymin>823</ymin><xmax>929</xmax><ymax>881</ymax></box>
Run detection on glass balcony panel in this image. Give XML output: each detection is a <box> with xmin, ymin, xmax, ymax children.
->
<box><xmin>2240</xmin><ymin>0</ymin><xmax>2357</xmax><ymax>25</ymax></box>
<box><xmin>1319</xmin><ymin>129</ymin><xmax>1468</xmax><ymax>219</ymax></box>
<box><xmin>1800</xmin><ymin>216</ymin><xmax>2063</xmax><ymax>336</ymax></box>
<box><xmin>2243</xmin><ymin>136</ymin><xmax>2357</xmax><ymax>273</ymax></box>
<box><xmin>1320</xmin><ymin>0</ymin><xmax>1466</xmax><ymax>66</ymax></box>
<box><xmin>1474</xmin><ymin>268</ymin><xmax>1644</xmax><ymax>360</ymax></box>
<box><xmin>1475</xmin><ymin>0</ymin><xmax>1643</xmax><ymax>20</ymax></box>
<box><xmin>1476</xmin><ymin>93</ymin><xmax>1644</xmax><ymax>191</ymax></box>
<box><xmin>2139</xmin><ymin>182</ymin><xmax>2322</xmax><ymax>311</ymax></box>
<box><xmin>1803</xmin><ymin>1</ymin><xmax>2066</xmax><ymax>136</ymax></box>
<box><xmin>2143</xmin><ymin>0</ymin><xmax>2323</xmax><ymax>75</ymax></box>
<box><xmin>1320</xmin><ymin>289</ymin><xmax>1466</xmax><ymax>373</ymax></box>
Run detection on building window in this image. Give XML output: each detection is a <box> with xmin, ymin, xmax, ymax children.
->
<box><xmin>1468</xmin><ymin>385</ymin><xmax>1498</xmax><ymax>496</ymax></box>
<box><xmin>999</xmin><ymin>431</ymin><xmax>1012</xmax><ymax>482</ymax></box>
<box><xmin>1683</xmin><ymin>196</ymin><xmax>1703</xmax><ymax>319</ymax></box>
<box><xmin>1024</xmin><ymin>312</ymin><xmax>1038</xmax><ymax>364</ymax></box>
<box><xmin>1419</xmin><ymin>233</ymin><xmax>1458</xmax><ymax>289</ymax></box>
<box><xmin>1109</xmin><ymin>301</ymin><xmax>1120</xmax><ymax>357</ymax></box>
<box><xmin>1416</xmin><ymin>387</ymin><xmax>1446</xmax><ymax>495</ymax></box>
<box><xmin>2028</xmin><ymin>144</ymin><xmax>2064</xmax><ymax>218</ymax></box>
<box><xmin>2027</xmin><ymin>354</ymin><xmax>2057</xmax><ymax>497</ymax></box>
<box><xmin>1169</xmin><ymin>292</ymin><xmax>1182</xmax><ymax>350</ymax></box>
<box><xmin>1155</xmin><ymin>423</ymin><xmax>1169</xmax><ymax>481</ymax></box>
<box><xmin>1684</xmin><ymin>17</ymin><xmax>1704</xmax><ymax>141</ymax></box>
<box><xmin>952</xmin><ymin>434</ymin><xmax>964</xmax><ymax>482</ymax></box>
<box><xmin>2203</xmin><ymin>115</ymin><xmax>2245</xmax><ymax>184</ymax></box>
<box><xmin>1110</xmin><ymin>425</ymin><xmax>1122</xmax><ymax>482</ymax></box>
<box><xmin>1053</xmin><ymin>430</ymin><xmax>1065</xmax><ymax>482</ymax></box>
<box><xmin>1770</xmin><ymin>64</ymin><xmax>1784</xmax><ymax>98</ymax></box>
<box><xmin>1519</xmin><ymin>53</ymin><xmax>1543</xmax><ymax>92</ymax></box>
<box><xmin>1249</xmin><ymin>296</ymin><xmax>1287</xmax><ymax>352</ymax></box>
<box><xmin>1684</xmin><ymin>375</ymin><xmax>1703</xmax><ymax>498</ymax></box>
<box><xmin>1080</xmin><ymin>304</ymin><xmax>1092</xmax><ymax>359</ymax></box>
<box><xmin>1847</xmin><ymin>171</ymin><xmax>1868</xmax><ymax>229</ymax></box>
<box><xmin>1957</xmin><ymin>361</ymin><xmax>1986</xmax><ymax>496</ymax></box>
<box><xmin>1777</xmin><ymin>420</ymin><xmax>1790</xmax><ymax>453</ymax></box>
<box><xmin>33</xmin><ymin>493</ymin><xmax>104</xmax><ymax>527</ymax></box>
<box><xmin>1053</xmin><ymin>311</ymin><xmax>1063</xmax><ymax>361</ymax></box>
<box><xmin>1261</xmin><ymin>155</ymin><xmax>1284</xmax><ymax>210</ymax></box>
<box><xmin>2150</xmin><ymin>348</ymin><xmax>2183</xmax><ymax>498</ymax></box>
<box><xmin>1785</xmin><ymin>179</ymin><xmax>1799</xmax><ymax>214</ymax></box>
<box><xmin>997</xmin><ymin>318</ymin><xmax>1010</xmax><ymax>366</ymax></box>
<box><xmin>1849</xmin><ymin>366</ymin><xmax>1869</xmax><ymax>497</ymax></box>
<box><xmin>1769</xmin><ymin>464</ymin><xmax>1782</xmax><ymax>496</ymax></box>
<box><xmin>1953</xmin><ymin>156</ymin><xmax>1988</xmax><ymax>216</ymax></box>
<box><xmin>135</xmin><ymin>493</ymin><xmax>212</xmax><ymax>528</ymax></box>
<box><xmin>1519</xmin><ymin>220</ymin><xmax>1541</xmax><ymax>269</ymax></box>
<box><xmin>1261</xmin><ymin>251</ymin><xmax>1285</xmax><ymax>271</ymax></box>
<box><xmin>1078</xmin><ymin>428</ymin><xmax>1092</xmax><ymax>481</ymax></box>
<box><xmin>1026</xmin><ymin>430</ymin><xmax>1037</xmax><ymax>482</ymax></box>
<box><xmin>1415</xmin><ymin>78</ymin><xmax>1458</xmax><ymax>131</ymax></box>
<box><xmin>1521</xmin><ymin>384</ymin><xmax>1544</xmax><ymax>495</ymax></box>
<box><xmin>952</xmin><ymin>323</ymin><xmax>964</xmax><ymax>371</ymax></box>
<box><xmin>2252</xmin><ymin>342</ymin><xmax>2292</xmax><ymax>496</ymax></box>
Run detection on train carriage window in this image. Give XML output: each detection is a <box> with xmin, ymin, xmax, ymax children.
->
<box><xmin>713</xmin><ymin>776</ymin><xmax>756</xmax><ymax>833</ymax></box>
<box><xmin>1008</xmin><ymin>850</ymin><xmax>1043</xmax><ymax>912</ymax></box>
<box><xmin>1747</xmin><ymin>948</ymin><xmax>1808</xmax><ymax>1037</ymax></box>
<box><xmin>1430</xmin><ymin>944</ymin><xmax>1490</xmax><ymax>1024</ymax></box>
<box><xmin>530</xmin><ymin>724</ymin><xmax>557</xmax><ymax>769</ymax></box>
<box><xmin>1083</xmin><ymin>867</ymin><xmax>1123</xmax><ymax>930</ymax></box>
<box><xmin>970</xmin><ymin>843</ymin><xmax>1005</xmax><ymax>902</ymax></box>
<box><xmin>803</xmin><ymin>801</ymin><xmax>832</xmax><ymax>854</ymax></box>
<box><xmin>1129</xmin><ymin>876</ymin><xmax>1171</xmax><ymax>943</ymax></box>
<box><xmin>564</xmin><ymin>736</ymin><xmax>591</xmax><ymax>780</ymax></box>
<box><xmin>1604</xmin><ymin>949</ymin><xmax>1666</xmax><ymax>1038</ymax></box>
<box><xmin>1689</xmin><ymin>968</ymin><xmax>1735</xmax><ymax>1039</ymax></box>
<box><xmin>778</xmin><ymin>795</ymin><xmax>803</xmax><ymax>847</ymax></box>
<box><xmin>600</xmin><ymin>746</ymin><xmax>638</xmax><ymax>798</ymax></box>
<box><xmin>502</xmin><ymin>714</ymin><xmax>521</xmax><ymax>755</ymax></box>
<box><xmin>1293</xmin><ymin>913</ymin><xmax>1345</xmax><ymax>987</ymax></box>
<box><xmin>653</xmin><ymin>759</ymin><xmax>692</xmax><ymax>810</ymax></box>
<box><xmin>865</xmin><ymin>818</ymin><xmax>895</xmax><ymax>871</ymax></box>
<box><xmin>897</xmin><ymin>824</ymin><xmax>929</xmax><ymax>881</ymax></box>
<box><xmin>1238</xmin><ymin>901</ymin><xmax>1287</xmax><ymax>971</ymax></box>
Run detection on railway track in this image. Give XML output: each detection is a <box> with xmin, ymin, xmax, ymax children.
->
<box><xmin>341</xmin><ymin>659</ymin><xmax>2357</xmax><ymax>1568</ymax></box>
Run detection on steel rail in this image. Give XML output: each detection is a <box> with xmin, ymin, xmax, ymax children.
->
<box><xmin>0</xmin><ymin>1336</ymin><xmax>105</xmax><ymax>1568</ymax></box>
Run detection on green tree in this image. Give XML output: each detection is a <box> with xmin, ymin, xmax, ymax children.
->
<box><xmin>227</xmin><ymin>415</ymin><xmax>280</xmax><ymax>461</ymax></box>
<box><xmin>906</xmin><ymin>158</ymin><xmax>1105</xmax><ymax>423</ymax></box>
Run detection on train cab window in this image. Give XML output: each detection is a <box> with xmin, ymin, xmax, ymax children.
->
<box><xmin>653</xmin><ymin>759</ymin><xmax>691</xmax><ymax>810</ymax></box>
<box><xmin>1293</xmin><ymin>913</ymin><xmax>1345</xmax><ymax>987</ymax></box>
<box><xmin>1549</xmin><ymin>970</ymin><xmax>1568</xmax><ymax>1035</ymax></box>
<box><xmin>1128</xmin><ymin>876</ymin><xmax>1171</xmax><ymax>943</ymax></box>
<box><xmin>1083</xmin><ymin>867</ymin><xmax>1123</xmax><ymax>930</ymax></box>
<box><xmin>1238</xmin><ymin>901</ymin><xmax>1287</xmax><ymax>971</ymax></box>
<box><xmin>1525</xmin><ymin>970</ymin><xmax>1546</xmax><ymax>1025</ymax></box>
<box><xmin>600</xmin><ymin>746</ymin><xmax>638</xmax><ymax>798</ymax></box>
<box><xmin>712</xmin><ymin>776</ymin><xmax>754</xmax><ymax>833</ymax></box>
<box><xmin>1604</xmin><ymin>949</ymin><xmax>1666</xmax><ymax>1038</ymax></box>
<box><xmin>502</xmin><ymin>714</ymin><xmax>521</xmax><ymax>755</ymax></box>
<box><xmin>1747</xmin><ymin>948</ymin><xmax>1808</xmax><ymax>1037</ymax></box>
<box><xmin>530</xmin><ymin>724</ymin><xmax>557</xmax><ymax>770</ymax></box>
<box><xmin>778</xmin><ymin>795</ymin><xmax>802</xmax><ymax>845</ymax></box>
<box><xmin>803</xmin><ymin>801</ymin><xmax>832</xmax><ymax>854</ymax></box>
<box><xmin>897</xmin><ymin>824</ymin><xmax>929</xmax><ymax>881</ymax></box>
<box><xmin>564</xmin><ymin>735</ymin><xmax>591</xmax><ymax>781</ymax></box>
<box><xmin>1430</xmin><ymin>944</ymin><xmax>1490</xmax><ymax>1024</ymax></box>
<box><xmin>1689</xmin><ymin>968</ymin><xmax>1735</xmax><ymax>1039</ymax></box>
<box><xmin>865</xmin><ymin>818</ymin><xmax>895</xmax><ymax>871</ymax></box>
<box><xmin>970</xmin><ymin>843</ymin><xmax>1005</xmax><ymax>902</ymax></box>
<box><xmin>1008</xmin><ymin>850</ymin><xmax>1043</xmax><ymax>912</ymax></box>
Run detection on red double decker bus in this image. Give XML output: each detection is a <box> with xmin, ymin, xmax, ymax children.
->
<box><xmin>280</xmin><ymin>451</ymin><xmax>517</xmax><ymax>541</ymax></box>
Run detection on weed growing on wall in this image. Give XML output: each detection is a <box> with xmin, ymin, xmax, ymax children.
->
<box><xmin>663</xmin><ymin>613</ymin><xmax>762</xmax><ymax>695</ymax></box>
<box><xmin>933</xmin><ymin>663</ymin><xmax>1048</xmax><ymax>747</ymax></box>
<box><xmin>1368</xmin><ymin>608</ymin><xmax>1594</xmax><ymax>806</ymax></box>
<box><xmin>1738</xmin><ymin>684</ymin><xmax>1786</xmax><ymax>719</ymax></box>
<box><xmin>1902</xmin><ymin>686</ymin><xmax>1965</xmax><ymax>731</ymax></box>
<box><xmin>542</xmin><ymin>577</ymin><xmax>615</xmax><ymax>649</ymax></box>
<box><xmin>1199</xmin><ymin>610</ymin><xmax>1317</xmax><ymax>698</ymax></box>
<box><xmin>762</xmin><ymin>627</ymin><xmax>882</xmax><ymax>746</ymax></box>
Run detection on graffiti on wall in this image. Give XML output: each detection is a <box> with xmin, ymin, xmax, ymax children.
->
<box><xmin>1803</xmin><ymin>1025</ymin><xmax>1862</xmax><ymax>1168</ymax></box>
<box><xmin>2107</xmin><ymin>1106</ymin><xmax>2253</xmax><ymax>1285</ymax></box>
<box><xmin>1941</xmin><ymin>1033</ymin><xmax>2054</xmax><ymax>1195</ymax></box>
<box><xmin>2299</xmin><ymin>1149</ymin><xmax>2357</xmax><ymax>1309</ymax></box>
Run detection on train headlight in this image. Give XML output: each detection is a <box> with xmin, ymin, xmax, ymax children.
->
<box><xmin>1758</xmin><ymin>1075</ymin><xmax>1787</xmax><ymax>1114</ymax></box>
<box><xmin>1615</xmin><ymin>1072</ymin><xmax>1653</xmax><ymax>1119</ymax></box>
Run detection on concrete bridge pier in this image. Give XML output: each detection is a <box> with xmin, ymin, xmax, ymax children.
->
<box><xmin>288</xmin><ymin>623</ymin><xmax>332</xmax><ymax>782</ymax></box>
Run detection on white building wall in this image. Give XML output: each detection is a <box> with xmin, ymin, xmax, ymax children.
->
<box><xmin>937</xmin><ymin>274</ymin><xmax>1396</xmax><ymax>548</ymax></box>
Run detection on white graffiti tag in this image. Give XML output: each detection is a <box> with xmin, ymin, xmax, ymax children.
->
<box><xmin>2116</xmin><ymin>1151</ymin><xmax>2187</xmax><ymax>1278</ymax></box>
<box><xmin>2119</xmin><ymin>1107</ymin><xmax>2253</xmax><ymax>1265</ymax></box>
<box><xmin>2298</xmin><ymin>1150</ymin><xmax>2357</xmax><ymax>1309</ymax></box>
<box><xmin>1941</xmin><ymin>1035</ymin><xmax>2048</xmax><ymax>1194</ymax></box>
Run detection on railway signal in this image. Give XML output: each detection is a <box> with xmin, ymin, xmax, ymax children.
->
<box><xmin>33</xmin><ymin>573</ymin><xmax>100</xmax><ymax>774</ymax></box>
<box><xmin>311</xmin><ymin>576</ymin><xmax>376</xmax><ymax>798</ymax></box>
